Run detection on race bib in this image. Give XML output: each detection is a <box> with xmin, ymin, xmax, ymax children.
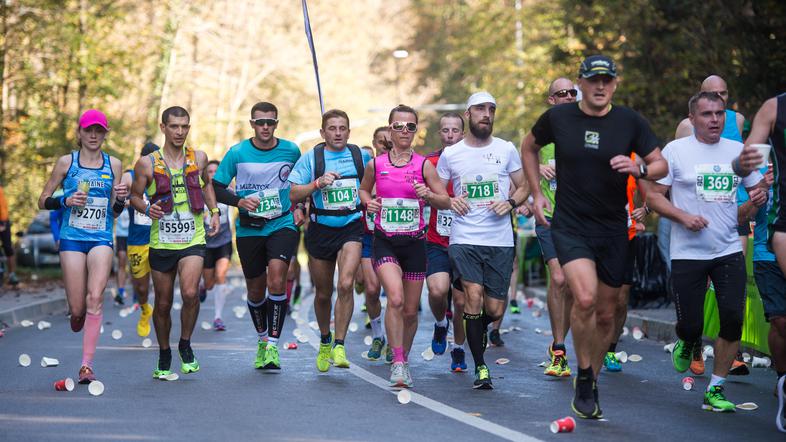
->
<box><xmin>322</xmin><ymin>179</ymin><xmax>358</xmax><ymax>210</ymax></box>
<box><xmin>250</xmin><ymin>189</ymin><xmax>282</xmax><ymax>219</ymax></box>
<box><xmin>435</xmin><ymin>209</ymin><xmax>453</xmax><ymax>236</ymax></box>
<box><xmin>134</xmin><ymin>211</ymin><xmax>152</xmax><ymax>226</ymax></box>
<box><xmin>695</xmin><ymin>164</ymin><xmax>739</xmax><ymax>203</ymax></box>
<box><xmin>158</xmin><ymin>211</ymin><xmax>196</xmax><ymax>244</ymax></box>
<box><xmin>380</xmin><ymin>198</ymin><xmax>419</xmax><ymax>233</ymax></box>
<box><xmin>461</xmin><ymin>173</ymin><xmax>499</xmax><ymax>207</ymax></box>
<box><xmin>68</xmin><ymin>197</ymin><xmax>108</xmax><ymax>231</ymax></box>
<box><xmin>364</xmin><ymin>210</ymin><xmax>375</xmax><ymax>231</ymax></box>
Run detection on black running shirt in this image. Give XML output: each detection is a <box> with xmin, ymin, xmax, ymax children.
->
<box><xmin>531</xmin><ymin>102</ymin><xmax>659</xmax><ymax>236</ymax></box>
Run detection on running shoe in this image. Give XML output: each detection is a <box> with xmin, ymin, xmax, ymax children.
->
<box><xmin>213</xmin><ymin>318</ymin><xmax>226</xmax><ymax>331</ymax></box>
<box><xmin>78</xmin><ymin>365</ymin><xmax>96</xmax><ymax>384</ymax></box>
<box><xmin>368</xmin><ymin>337</ymin><xmax>385</xmax><ymax>360</ymax></box>
<box><xmin>690</xmin><ymin>342</ymin><xmax>705</xmax><ymax>375</ymax></box>
<box><xmin>153</xmin><ymin>368</ymin><xmax>173</xmax><ymax>379</ymax></box>
<box><xmin>603</xmin><ymin>352</ymin><xmax>622</xmax><ymax>372</ymax></box>
<box><xmin>473</xmin><ymin>364</ymin><xmax>493</xmax><ymax>389</ymax></box>
<box><xmin>672</xmin><ymin>339</ymin><xmax>693</xmax><ymax>373</ymax></box>
<box><xmin>355</xmin><ymin>281</ymin><xmax>365</xmax><ymax>295</ymax></box>
<box><xmin>179</xmin><ymin>346</ymin><xmax>200</xmax><ymax>374</ymax></box>
<box><xmin>114</xmin><ymin>292</ymin><xmax>124</xmax><ymax>306</ymax></box>
<box><xmin>729</xmin><ymin>352</ymin><xmax>750</xmax><ymax>376</ymax></box>
<box><xmin>572</xmin><ymin>375</ymin><xmax>601</xmax><ymax>419</ymax></box>
<box><xmin>402</xmin><ymin>362</ymin><xmax>414</xmax><ymax>388</ymax></box>
<box><xmin>390</xmin><ymin>362</ymin><xmax>407</xmax><ymax>387</ymax></box>
<box><xmin>292</xmin><ymin>285</ymin><xmax>302</xmax><ymax>305</ymax></box>
<box><xmin>703</xmin><ymin>385</ymin><xmax>735</xmax><ymax>412</ymax></box>
<box><xmin>544</xmin><ymin>349</ymin><xmax>572</xmax><ymax>377</ymax></box>
<box><xmin>137</xmin><ymin>303</ymin><xmax>152</xmax><ymax>337</ymax></box>
<box><xmin>317</xmin><ymin>342</ymin><xmax>332</xmax><ymax>372</ymax></box>
<box><xmin>432</xmin><ymin>324</ymin><xmax>448</xmax><ymax>355</ymax></box>
<box><xmin>331</xmin><ymin>344</ymin><xmax>350</xmax><ymax>368</ymax></box>
<box><xmin>255</xmin><ymin>341</ymin><xmax>268</xmax><ymax>369</ymax></box>
<box><xmin>263</xmin><ymin>344</ymin><xmax>281</xmax><ymax>369</ymax></box>
<box><xmin>777</xmin><ymin>375</ymin><xmax>785</xmax><ymax>433</ymax></box>
<box><xmin>509</xmin><ymin>300</ymin><xmax>521</xmax><ymax>314</ymax></box>
<box><xmin>450</xmin><ymin>348</ymin><xmax>468</xmax><ymax>372</ymax></box>
<box><xmin>70</xmin><ymin>314</ymin><xmax>85</xmax><ymax>332</ymax></box>
<box><xmin>385</xmin><ymin>344</ymin><xmax>394</xmax><ymax>364</ymax></box>
<box><xmin>365</xmin><ymin>315</ymin><xmax>371</xmax><ymax>330</ymax></box>
<box><xmin>489</xmin><ymin>329</ymin><xmax>504</xmax><ymax>347</ymax></box>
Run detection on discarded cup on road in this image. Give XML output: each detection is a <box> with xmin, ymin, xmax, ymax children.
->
<box><xmin>531</xmin><ymin>309</ymin><xmax>542</xmax><ymax>318</ymax></box>
<box><xmin>293</xmin><ymin>329</ymin><xmax>303</xmax><ymax>338</ymax></box>
<box><xmin>742</xmin><ymin>352</ymin><xmax>751</xmax><ymax>363</ymax></box>
<box><xmin>119</xmin><ymin>308</ymin><xmax>129</xmax><ymax>318</ymax></box>
<box><xmin>234</xmin><ymin>310</ymin><xmax>245</xmax><ymax>319</ymax></box>
<box><xmin>364</xmin><ymin>335</ymin><xmax>373</xmax><ymax>346</ymax></box>
<box><xmin>20</xmin><ymin>319</ymin><xmax>34</xmax><ymax>327</ymax></box>
<box><xmin>627</xmin><ymin>354</ymin><xmax>642</xmax><ymax>362</ymax></box>
<box><xmin>622</xmin><ymin>326</ymin><xmax>629</xmax><ymax>337</ymax></box>
<box><xmin>111</xmin><ymin>329</ymin><xmax>122</xmax><ymax>340</ymax></box>
<box><xmin>632</xmin><ymin>326</ymin><xmax>644</xmax><ymax>340</ymax></box>
<box><xmin>37</xmin><ymin>320</ymin><xmax>52</xmax><ymax>330</ymax></box>
<box><xmin>18</xmin><ymin>353</ymin><xmax>31</xmax><ymax>367</ymax></box>
<box><xmin>142</xmin><ymin>338</ymin><xmax>152</xmax><ymax>348</ymax></box>
<box><xmin>550</xmin><ymin>416</ymin><xmax>575</xmax><ymax>433</ymax></box>
<box><xmin>422</xmin><ymin>348</ymin><xmax>435</xmax><ymax>361</ymax></box>
<box><xmin>290</xmin><ymin>311</ymin><xmax>299</xmax><ymax>320</ymax></box>
<box><xmin>682</xmin><ymin>376</ymin><xmax>694</xmax><ymax>391</ymax></box>
<box><xmin>286</xmin><ymin>342</ymin><xmax>298</xmax><ymax>350</ymax></box>
<box><xmin>751</xmin><ymin>356</ymin><xmax>771</xmax><ymax>368</ymax></box>
<box><xmin>308</xmin><ymin>321</ymin><xmax>319</xmax><ymax>330</ymax></box>
<box><xmin>526</xmin><ymin>298</ymin><xmax>534</xmax><ymax>308</ymax></box>
<box><xmin>534</xmin><ymin>328</ymin><xmax>542</xmax><ymax>334</ymax></box>
<box><xmin>296</xmin><ymin>335</ymin><xmax>308</xmax><ymax>344</ymax></box>
<box><xmin>172</xmin><ymin>302</ymin><xmax>182</xmax><ymax>311</ymax></box>
<box><xmin>736</xmin><ymin>402</ymin><xmax>758</xmax><ymax>411</ymax></box>
<box><xmin>663</xmin><ymin>343</ymin><xmax>675</xmax><ymax>353</ymax></box>
<box><xmin>397</xmin><ymin>389</ymin><xmax>412</xmax><ymax>404</ymax></box>
<box><xmin>495</xmin><ymin>358</ymin><xmax>510</xmax><ymax>365</ymax></box>
<box><xmin>100</xmin><ymin>325</ymin><xmax>104</xmax><ymax>334</ymax></box>
<box><xmin>200</xmin><ymin>321</ymin><xmax>211</xmax><ymax>330</ymax></box>
<box><xmin>54</xmin><ymin>378</ymin><xmax>75</xmax><ymax>391</ymax></box>
<box><xmin>615</xmin><ymin>351</ymin><xmax>628</xmax><ymax>363</ymax></box>
<box><xmin>349</xmin><ymin>322</ymin><xmax>359</xmax><ymax>333</ymax></box>
<box><xmin>88</xmin><ymin>380</ymin><xmax>105</xmax><ymax>396</ymax></box>
<box><xmin>41</xmin><ymin>357</ymin><xmax>59</xmax><ymax>367</ymax></box>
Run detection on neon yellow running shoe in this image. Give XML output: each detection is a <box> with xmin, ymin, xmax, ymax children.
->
<box><xmin>153</xmin><ymin>368</ymin><xmax>172</xmax><ymax>379</ymax></box>
<box><xmin>179</xmin><ymin>347</ymin><xmax>200</xmax><ymax>374</ymax></box>
<box><xmin>263</xmin><ymin>343</ymin><xmax>281</xmax><ymax>370</ymax></box>
<box><xmin>137</xmin><ymin>303</ymin><xmax>153</xmax><ymax>337</ymax></box>
<box><xmin>254</xmin><ymin>341</ymin><xmax>268</xmax><ymax>369</ymax></box>
<box><xmin>317</xmin><ymin>342</ymin><xmax>332</xmax><ymax>372</ymax></box>
<box><xmin>331</xmin><ymin>344</ymin><xmax>350</xmax><ymax>368</ymax></box>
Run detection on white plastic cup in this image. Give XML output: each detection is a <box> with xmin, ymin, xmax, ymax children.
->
<box><xmin>632</xmin><ymin>327</ymin><xmax>644</xmax><ymax>340</ymax></box>
<box><xmin>663</xmin><ymin>343</ymin><xmax>675</xmax><ymax>353</ymax></box>
<box><xmin>364</xmin><ymin>335</ymin><xmax>373</xmax><ymax>346</ymax></box>
<box><xmin>172</xmin><ymin>302</ymin><xmax>182</xmax><ymax>311</ymax></box>
<box><xmin>751</xmin><ymin>356</ymin><xmax>771</xmax><ymax>368</ymax></box>
<box><xmin>750</xmin><ymin>144</ymin><xmax>771</xmax><ymax>169</ymax></box>
<box><xmin>682</xmin><ymin>376</ymin><xmax>694</xmax><ymax>391</ymax></box>
<box><xmin>18</xmin><ymin>353</ymin><xmax>31</xmax><ymax>367</ymax></box>
<box><xmin>111</xmin><ymin>329</ymin><xmax>122</xmax><ymax>340</ymax></box>
<box><xmin>421</xmin><ymin>348</ymin><xmax>434</xmax><ymax>361</ymax></box>
<box><xmin>20</xmin><ymin>319</ymin><xmax>34</xmax><ymax>327</ymax></box>
<box><xmin>397</xmin><ymin>389</ymin><xmax>411</xmax><ymax>404</ymax></box>
<box><xmin>40</xmin><ymin>356</ymin><xmax>59</xmax><ymax>367</ymax></box>
<box><xmin>37</xmin><ymin>320</ymin><xmax>52</xmax><ymax>330</ymax></box>
<box><xmin>615</xmin><ymin>351</ymin><xmax>628</xmax><ymax>363</ymax></box>
<box><xmin>200</xmin><ymin>321</ymin><xmax>211</xmax><ymax>330</ymax></box>
<box><xmin>348</xmin><ymin>322</ymin><xmax>359</xmax><ymax>333</ymax></box>
<box><xmin>142</xmin><ymin>338</ymin><xmax>152</xmax><ymax>348</ymax></box>
<box><xmin>88</xmin><ymin>380</ymin><xmax>105</xmax><ymax>396</ymax></box>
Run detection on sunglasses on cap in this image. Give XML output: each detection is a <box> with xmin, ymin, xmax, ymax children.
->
<box><xmin>250</xmin><ymin>118</ymin><xmax>278</xmax><ymax>127</ymax></box>
<box><xmin>551</xmin><ymin>89</ymin><xmax>578</xmax><ymax>98</ymax></box>
<box><xmin>390</xmin><ymin>121</ymin><xmax>418</xmax><ymax>133</ymax></box>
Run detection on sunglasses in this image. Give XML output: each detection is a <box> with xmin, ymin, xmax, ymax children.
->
<box><xmin>552</xmin><ymin>89</ymin><xmax>578</xmax><ymax>98</ymax></box>
<box><xmin>250</xmin><ymin>118</ymin><xmax>278</xmax><ymax>127</ymax></box>
<box><xmin>390</xmin><ymin>121</ymin><xmax>418</xmax><ymax>133</ymax></box>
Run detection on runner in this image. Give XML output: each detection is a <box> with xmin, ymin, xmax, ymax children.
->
<box><xmin>202</xmin><ymin>160</ymin><xmax>233</xmax><ymax>331</ymax></box>
<box><xmin>360</xmin><ymin>104</ymin><xmax>450</xmax><ymax>387</ymax></box>
<box><xmin>121</xmin><ymin>142</ymin><xmax>158</xmax><ymax>337</ymax></box>
<box><xmin>438</xmin><ymin>92</ymin><xmax>529</xmax><ymax>389</ymax></box>
<box><xmin>37</xmin><ymin>109</ymin><xmax>129</xmax><ymax>383</ymax></box>
<box><xmin>647</xmin><ymin>91</ymin><xmax>764</xmax><ymax>412</ymax></box>
<box><xmin>212</xmin><ymin>101</ymin><xmax>302</xmax><ymax>369</ymax></box>
<box><xmin>129</xmin><ymin>106</ymin><xmax>220</xmax><ymax>379</ymax></box>
<box><xmin>521</xmin><ymin>55</ymin><xmax>667</xmax><ymax>417</ymax></box>
<box><xmin>532</xmin><ymin>77</ymin><xmax>577</xmax><ymax>378</ymax></box>
<box><xmin>0</xmin><ymin>183</ymin><xmax>19</xmax><ymax>286</ymax></box>
<box><xmin>289</xmin><ymin>109</ymin><xmax>371</xmax><ymax>372</ymax></box>
<box><xmin>114</xmin><ymin>186</ymin><xmax>130</xmax><ymax>305</ymax></box>
<box><xmin>359</xmin><ymin>133</ymin><xmax>391</xmax><ymax>361</ymax></box>
<box><xmin>425</xmin><ymin>112</ymin><xmax>468</xmax><ymax>371</ymax></box>
<box><xmin>735</xmin><ymin>92</ymin><xmax>786</xmax><ymax>431</ymax></box>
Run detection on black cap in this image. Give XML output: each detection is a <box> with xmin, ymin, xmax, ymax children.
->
<box><xmin>141</xmin><ymin>142</ymin><xmax>160</xmax><ymax>157</ymax></box>
<box><xmin>579</xmin><ymin>55</ymin><xmax>617</xmax><ymax>78</ymax></box>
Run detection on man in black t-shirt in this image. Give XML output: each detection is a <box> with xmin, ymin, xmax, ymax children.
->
<box><xmin>520</xmin><ymin>55</ymin><xmax>668</xmax><ymax>419</ymax></box>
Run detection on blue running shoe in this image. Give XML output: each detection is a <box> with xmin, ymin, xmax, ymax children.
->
<box><xmin>450</xmin><ymin>348</ymin><xmax>467</xmax><ymax>372</ymax></box>
<box><xmin>603</xmin><ymin>352</ymin><xmax>622</xmax><ymax>372</ymax></box>
<box><xmin>432</xmin><ymin>324</ymin><xmax>448</xmax><ymax>355</ymax></box>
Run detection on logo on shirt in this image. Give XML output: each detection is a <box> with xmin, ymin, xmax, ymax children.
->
<box><xmin>713</xmin><ymin>165</ymin><xmax>721</xmax><ymax>172</ymax></box>
<box><xmin>482</xmin><ymin>153</ymin><xmax>502</xmax><ymax>164</ymax></box>
<box><xmin>278</xmin><ymin>164</ymin><xmax>292</xmax><ymax>182</ymax></box>
<box><xmin>475</xmin><ymin>175</ymin><xmax>483</xmax><ymax>181</ymax></box>
<box><xmin>396</xmin><ymin>199</ymin><xmax>404</xmax><ymax>206</ymax></box>
<box><xmin>584</xmin><ymin>131</ymin><xmax>600</xmax><ymax>150</ymax></box>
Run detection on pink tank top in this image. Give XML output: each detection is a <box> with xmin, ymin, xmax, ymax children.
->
<box><xmin>374</xmin><ymin>152</ymin><xmax>426</xmax><ymax>236</ymax></box>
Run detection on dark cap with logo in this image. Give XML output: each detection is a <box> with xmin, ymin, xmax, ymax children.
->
<box><xmin>579</xmin><ymin>55</ymin><xmax>617</xmax><ymax>78</ymax></box>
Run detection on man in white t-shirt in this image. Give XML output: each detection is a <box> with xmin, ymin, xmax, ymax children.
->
<box><xmin>646</xmin><ymin>91</ymin><xmax>765</xmax><ymax>412</ymax></box>
<box><xmin>436</xmin><ymin>91</ymin><xmax>529</xmax><ymax>390</ymax></box>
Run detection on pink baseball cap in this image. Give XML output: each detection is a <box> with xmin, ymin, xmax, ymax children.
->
<box><xmin>79</xmin><ymin>109</ymin><xmax>109</xmax><ymax>130</ymax></box>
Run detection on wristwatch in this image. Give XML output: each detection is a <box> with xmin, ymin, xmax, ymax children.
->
<box><xmin>506</xmin><ymin>198</ymin><xmax>517</xmax><ymax>208</ymax></box>
<box><xmin>210</xmin><ymin>207</ymin><xmax>221</xmax><ymax>216</ymax></box>
<box><xmin>638</xmin><ymin>163</ymin><xmax>648</xmax><ymax>179</ymax></box>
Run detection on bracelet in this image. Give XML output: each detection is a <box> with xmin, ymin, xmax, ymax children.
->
<box><xmin>644</xmin><ymin>205</ymin><xmax>651</xmax><ymax>215</ymax></box>
<box><xmin>112</xmin><ymin>199</ymin><xmax>126</xmax><ymax>215</ymax></box>
<box><xmin>145</xmin><ymin>204</ymin><xmax>151</xmax><ymax>217</ymax></box>
<box><xmin>507</xmin><ymin>198</ymin><xmax>517</xmax><ymax>208</ymax></box>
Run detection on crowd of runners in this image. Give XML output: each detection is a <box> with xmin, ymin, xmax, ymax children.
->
<box><xmin>34</xmin><ymin>54</ymin><xmax>786</xmax><ymax>431</ymax></box>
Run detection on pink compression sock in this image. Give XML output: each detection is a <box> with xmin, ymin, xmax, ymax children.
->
<box><xmin>81</xmin><ymin>312</ymin><xmax>102</xmax><ymax>368</ymax></box>
<box><xmin>393</xmin><ymin>346</ymin><xmax>406</xmax><ymax>364</ymax></box>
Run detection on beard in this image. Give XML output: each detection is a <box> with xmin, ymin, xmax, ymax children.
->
<box><xmin>469</xmin><ymin>118</ymin><xmax>493</xmax><ymax>139</ymax></box>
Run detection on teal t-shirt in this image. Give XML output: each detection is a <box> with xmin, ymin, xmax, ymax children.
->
<box><xmin>214</xmin><ymin>138</ymin><xmax>301</xmax><ymax>237</ymax></box>
<box><xmin>288</xmin><ymin>145</ymin><xmax>372</xmax><ymax>228</ymax></box>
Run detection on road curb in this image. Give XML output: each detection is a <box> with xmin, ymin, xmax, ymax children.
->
<box><xmin>0</xmin><ymin>294</ymin><xmax>67</xmax><ymax>328</ymax></box>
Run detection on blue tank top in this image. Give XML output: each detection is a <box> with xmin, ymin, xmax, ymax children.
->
<box><xmin>127</xmin><ymin>169</ymin><xmax>153</xmax><ymax>246</ymax></box>
<box><xmin>721</xmin><ymin>109</ymin><xmax>742</xmax><ymax>142</ymax></box>
<box><xmin>60</xmin><ymin>151</ymin><xmax>114</xmax><ymax>242</ymax></box>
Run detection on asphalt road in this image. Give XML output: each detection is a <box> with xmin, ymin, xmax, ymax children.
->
<box><xmin>0</xmin><ymin>274</ymin><xmax>781</xmax><ymax>441</ymax></box>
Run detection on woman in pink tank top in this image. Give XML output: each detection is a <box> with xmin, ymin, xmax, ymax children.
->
<box><xmin>360</xmin><ymin>105</ymin><xmax>450</xmax><ymax>388</ymax></box>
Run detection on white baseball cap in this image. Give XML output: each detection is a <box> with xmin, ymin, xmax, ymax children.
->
<box><xmin>466</xmin><ymin>91</ymin><xmax>497</xmax><ymax>110</ymax></box>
